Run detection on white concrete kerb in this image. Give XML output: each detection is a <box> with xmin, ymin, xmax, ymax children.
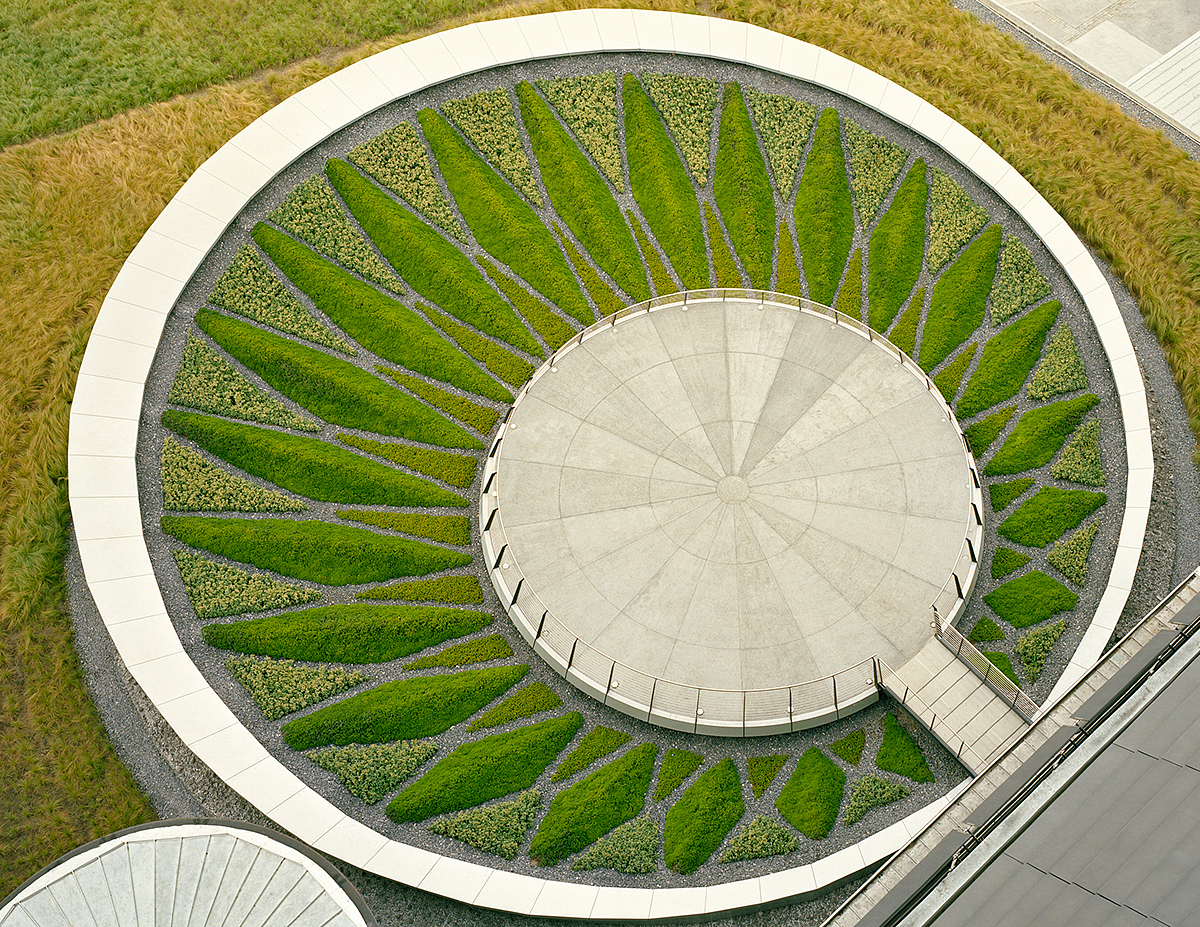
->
<box><xmin>67</xmin><ymin>10</ymin><xmax>1151</xmax><ymax>919</ymax></box>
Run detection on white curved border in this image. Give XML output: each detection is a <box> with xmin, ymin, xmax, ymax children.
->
<box><xmin>67</xmin><ymin>10</ymin><xmax>1150</xmax><ymax>919</ymax></box>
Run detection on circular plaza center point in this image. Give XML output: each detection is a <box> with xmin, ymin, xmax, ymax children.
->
<box><xmin>492</xmin><ymin>299</ymin><xmax>974</xmax><ymax>694</ymax></box>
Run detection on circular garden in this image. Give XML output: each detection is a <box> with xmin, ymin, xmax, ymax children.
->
<box><xmin>138</xmin><ymin>55</ymin><xmax>1124</xmax><ymax>886</ymax></box>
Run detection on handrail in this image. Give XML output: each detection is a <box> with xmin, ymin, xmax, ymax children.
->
<box><xmin>483</xmin><ymin>291</ymin><xmax>985</xmax><ymax>736</ymax></box>
<box><xmin>931</xmin><ymin>607</ymin><xmax>1040</xmax><ymax>721</ymax></box>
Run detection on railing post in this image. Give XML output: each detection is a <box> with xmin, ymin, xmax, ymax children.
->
<box><xmin>567</xmin><ymin>638</ymin><xmax>577</xmax><ymax>670</ymax></box>
<box><xmin>492</xmin><ymin>544</ymin><xmax>507</xmax><ymax>570</ymax></box>
<box><xmin>536</xmin><ymin>611</ymin><xmax>547</xmax><ymax>639</ymax></box>
<box><xmin>954</xmin><ymin>573</ymin><xmax>964</xmax><ymax>599</ymax></box>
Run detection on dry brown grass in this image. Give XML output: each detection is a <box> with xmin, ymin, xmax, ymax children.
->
<box><xmin>1</xmin><ymin>0</ymin><xmax>1198</xmax><ymax>897</ymax></box>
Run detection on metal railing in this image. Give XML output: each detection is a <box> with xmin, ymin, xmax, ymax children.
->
<box><xmin>932</xmin><ymin>607</ymin><xmax>1039</xmax><ymax>721</ymax></box>
<box><xmin>875</xmin><ymin>658</ymin><xmax>989</xmax><ymax>770</ymax></box>
<box><xmin>482</xmin><ymin>291</ymin><xmax>992</xmax><ymax>735</ymax></box>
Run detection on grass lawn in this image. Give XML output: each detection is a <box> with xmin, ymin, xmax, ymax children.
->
<box><xmin>3</xmin><ymin>0</ymin><xmax>1200</xmax><ymax>895</ymax></box>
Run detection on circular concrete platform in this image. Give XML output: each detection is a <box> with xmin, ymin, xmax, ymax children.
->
<box><xmin>493</xmin><ymin>298</ymin><xmax>974</xmax><ymax>695</ymax></box>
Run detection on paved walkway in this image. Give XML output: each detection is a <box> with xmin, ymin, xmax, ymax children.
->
<box><xmin>978</xmin><ymin>0</ymin><xmax>1200</xmax><ymax>140</ymax></box>
<box><xmin>497</xmin><ymin>299</ymin><xmax>973</xmax><ymax>693</ymax></box>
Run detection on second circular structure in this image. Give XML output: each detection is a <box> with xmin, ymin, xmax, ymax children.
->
<box><xmin>492</xmin><ymin>297</ymin><xmax>976</xmax><ymax>701</ymax></box>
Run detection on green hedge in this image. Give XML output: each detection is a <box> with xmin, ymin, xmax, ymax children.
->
<box><xmin>844</xmin><ymin>119</ymin><xmax>907</xmax><ymax>225</ymax></box>
<box><xmin>985</xmin><ymin>570</ymin><xmax>1078</xmax><ymax>628</ymax></box>
<box><xmin>746</xmin><ymin>87</ymin><xmax>815</xmax><ymax>193</ymax></box>
<box><xmin>888</xmin><ymin>291</ymin><xmax>922</xmax><ymax>357</ymax></box>
<box><xmin>836</xmin><ymin>249</ymin><xmax>864</xmax><ymax>318</ymax></box>
<box><xmin>479</xmin><ymin>258</ymin><xmax>576</xmax><ymax>349</ymax></box>
<box><xmin>253</xmin><ymin>223</ymin><xmax>510</xmax><ymax>402</ymax></box>
<box><xmin>968</xmin><ymin>617</ymin><xmax>1005</xmax><ymax>643</ymax></box>
<box><xmin>776</xmin><ymin>223</ymin><xmax>801</xmax><ymax>297</ymax></box>
<box><xmin>720</xmin><ymin>815</ymin><xmax>797</xmax><ymax>863</ymax></box>
<box><xmin>926</xmin><ymin>168</ymin><xmax>988</xmax><ymax>272</ymax></box>
<box><xmin>664</xmin><ymin>758</ymin><xmax>745</xmax><ymax>874</ymax></box>
<box><xmin>705</xmin><ymin>203</ymin><xmax>742</xmax><ymax>287</ymax></box>
<box><xmin>358</xmin><ymin>575</ymin><xmax>483</xmax><ymax>604</ymax></box>
<box><xmin>983</xmin><ymin>651</ymin><xmax>1021</xmax><ymax>686</ymax></box>
<box><xmin>552</xmin><ymin>725</ymin><xmax>631</xmax><ymax>782</ymax></box>
<box><xmin>654</xmin><ymin>748</ymin><xmax>705</xmax><ymax>801</ymax></box>
<box><xmin>530</xmin><ymin>742</ymin><xmax>657</xmax><ymax>866</ymax></box>
<box><xmin>195</xmin><ymin>309</ymin><xmax>480</xmax><ymax>450</ymax></box>
<box><xmin>537</xmin><ymin>74</ymin><xmax>623</xmax><ymax>188</ymax></box>
<box><xmin>417</xmin><ymin>303</ymin><xmax>533</xmax><ymax>389</ymax></box>
<box><xmin>571</xmin><ymin>816</ymin><xmax>659</xmax><ymax>873</ymax></box>
<box><xmin>162</xmin><ymin>411</ymin><xmax>466</xmax><ymax>509</ymax></box>
<box><xmin>1049</xmin><ymin>520</ymin><xmax>1099</xmax><ymax>585</ymax></box>
<box><xmin>983</xmin><ymin>394</ymin><xmax>1098</xmax><ymax>476</ymax></box>
<box><xmin>325</xmin><ymin>158</ymin><xmax>539</xmax><ymax>356</ymax></box>
<box><xmin>403</xmin><ymin>633</ymin><xmax>513</xmax><ymax>670</ymax></box>
<box><xmin>556</xmin><ymin>226</ymin><xmax>623</xmax><ymax>317</ymax></box>
<box><xmin>933</xmin><ymin>344</ymin><xmax>976</xmax><ymax>404</ymax></box>
<box><xmin>161</xmin><ymin>437</ymin><xmax>304</xmax><ymax>513</ymax></box>
<box><xmin>998</xmin><ymin>487</ymin><xmax>1106</xmax><ymax>547</ymax></box>
<box><xmin>1052</xmin><ymin>419</ymin><xmax>1105</xmax><ymax>485</ymax></box>
<box><xmin>443</xmin><ymin>88</ymin><xmax>542</xmax><ymax>204</ymax></box>
<box><xmin>419</xmin><ymin>108</ymin><xmax>591</xmax><ymax>327</ymax></box>
<box><xmin>468</xmin><ymin>682</ymin><xmax>563</xmax><ymax>732</ymax></box>
<box><xmin>920</xmin><ymin>224</ymin><xmax>1001</xmax><ymax>370</ymax></box>
<box><xmin>796</xmin><ymin>109</ymin><xmax>854</xmax><ymax>306</ymax></box>
<box><xmin>992</xmin><ymin>547</ymin><xmax>1031</xmax><ymax>579</ymax></box>
<box><xmin>202</xmin><ymin>603</ymin><xmax>490</xmax><ymax>664</ymax></box>
<box><xmin>517</xmin><ymin>82</ymin><xmax>648</xmax><ymax>302</ymax></box>
<box><xmin>629</xmin><ymin>209</ymin><xmax>677</xmax><ymax>295</ymax></box>
<box><xmin>829</xmin><ymin>730</ymin><xmax>865</xmax><ymax>766</ymax></box>
<box><xmin>776</xmin><ymin>747</ymin><xmax>844</xmax><ymax>839</ymax></box>
<box><xmin>335</xmin><ymin>435</ymin><xmax>477</xmax><ymax>490</ymax></box>
<box><xmin>989</xmin><ymin>477</ymin><xmax>1034</xmax><ymax>511</ymax></box>
<box><xmin>963</xmin><ymin>405</ymin><xmax>1014</xmax><ymax>456</ymax></box>
<box><xmin>990</xmin><ymin>237</ymin><xmax>1050</xmax><ymax>323</ymax></box>
<box><xmin>338</xmin><ymin>511</ymin><xmax>470</xmax><ymax>546</ymax></box>
<box><xmin>713</xmin><ymin>82</ymin><xmax>775</xmax><ymax>288</ymax></box>
<box><xmin>1029</xmin><ymin>325</ymin><xmax>1087</xmax><ymax>399</ymax></box>
<box><xmin>1017</xmin><ymin>620</ymin><xmax>1067</xmax><ymax>682</ymax></box>
<box><xmin>388</xmin><ymin>713</ymin><xmax>583</xmax><ymax>823</ymax></box>
<box><xmin>623</xmin><ymin>75</ymin><xmax>708</xmax><ymax>289</ymax></box>
<box><xmin>957</xmin><ymin>300</ymin><xmax>1060</xmax><ymax>417</ymax></box>
<box><xmin>875</xmin><ymin>713</ymin><xmax>934</xmax><ymax>783</ymax></box>
<box><xmin>747</xmin><ymin>754</ymin><xmax>789</xmax><ymax>798</ymax></box>
<box><xmin>867</xmin><ymin>160</ymin><xmax>927</xmax><ymax>330</ymax></box>
<box><xmin>379</xmin><ymin>370</ymin><xmax>503</xmax><ymax>434</ymax></box>
<box><xmin>161</xmin><ymin>516</ymin><xmax>470</xmax><ymax>585</ymax></box>
<box><xmin>308</xmin><ymin>739</ymin><xmax>437</xmax><ymax>804</ymax></box>
<box><xmin>641</xmin><ymin>72</ymin><xmax>719</xmax><ymax>183</ymax></box>
<box><xmin>843</xmin><ymin>775</ymin><xmax>910</xmax><ymax>826</ymax></box>
<box><xmin>282</xmin><ymin>665</ymin><xmax>528</xmax><ymax>749</ymax></box>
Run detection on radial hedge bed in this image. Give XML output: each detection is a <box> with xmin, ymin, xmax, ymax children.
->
<box><xmin>136</xmin><ymin>53</ymin><xmax>1123</xmax><ymax>884</ymax></box>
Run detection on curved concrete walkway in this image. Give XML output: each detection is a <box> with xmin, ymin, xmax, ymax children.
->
<box><xmin>67</xmin><ymin>10</ymin><xmax>1152</xmax><ymax>920</ymax></box>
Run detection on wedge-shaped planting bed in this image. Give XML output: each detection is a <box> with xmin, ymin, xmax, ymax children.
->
<box><xmin>998</xmin><ymin>487</ymin><xmax>1106</xmax><ymax>547</ymax></box>
<box><xmin>196</xmin><ymin>310</ymin><xmax>481</xmax><ymax>449</ymax></box>
<box><xmin>664</xmin><ymin>758</ymin><xmax>745</xmax><ymax>874</ymax></box>
<box><xmin>776</xmin><ymin>747</ymin><xmax>845</xmax><ymax>839</ymax></box>
<box><xmin>531</xmin><ymin>742</ymin><xmax>657</xmax><ymax>866</ymax></box>
<box><xmin>468</xmin><ymin>682</ymin><xmax>563</xmax><ymax>732</ymax></box>
<box><xmin>403</xmin><ymin>633</ymin><xmax>512</xmax><ymax>670</ymax></box>
<box><xmin>986</xmin><ymin>571</ymin><xmax>1078</xmax><ymax>628</ymax></box>
<box><xmin>867</xmin><ymin>160</ymin><xmax>926</xmax><ymax>330</ymax></box>
<box><xmin>875</xmin><ymin>713</ymin><xmax>933</xmax><ymax>783</ymax></box>
<box><xmin>163</xmin><ymin>411</ymin><xmax>466</xmax><ymax>509</ymax></box>
<box><xmin>714</xmin><ymin>83</ymin><xmax>775</xmax><ymax>288</ymax></box>
<box><xmin>202</xmin><ymin>604</ymin><xmax>491</xmax><ymax>664</ymax></box>
<box><xmin>920</xmin><ymin>224</ymin><xmax>1001</xmax><ymax>370</ymax></box>
<box><xmin>253</xmin><ymin>224</ymin><xmax>512</xmax><ymax>402</ymax></box>
<box><xmin>655</xmin><ymin>748</ymin><xmax>705</xmax><ymax>802</ymax></box>
<box><xmin>388</xmin><ymin>713</ymin><xmax>583</xmax><ymax>823</ymax></box>
<box><xmin>983</xmin><ymin>394</ymin><xmax>1098</xmax><ymax>475</ymax></box>
<box><xmin>327</xmin><ymin>158</ymin><xmax>540</xmax><ymax>354</ymax></box>
<box><xmin>796</xmin><ymin>109</ymin><xmax>854</xmax><ymax>306</ymax></box>
<box><xmin>957</xmin><ymin>300</ymin><xmax>1060</xmax><ymax>418</ymax></box>
<box><xmin>553</xmin><ymin>726</ymin><xmax>631</xmax><ymax>782</ymax></box>
<box><xmin>162</xmin><ymin>516</ymin><xmax>470</xmax><ymax>585</ymax></box>
<box><xmin>282</xmin><ymin>665</ymin><xmax>528</xmax><ymax>749</ymax></box>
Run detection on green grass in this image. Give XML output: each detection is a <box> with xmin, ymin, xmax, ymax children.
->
<box><xmin>163</xmin><ymin>411</ymin><xmax>466</xmax><ymax>509</ymax></box>
<box><xmin>281</xmin><ymin>665</ymin><xmax>527</xmax><ymax>749</ymax></box>
<box><xmin>357</xmin><ymin>575</ymin><xmax>483</xmax><ymax>604</ymax></box>
<box><xmin>479</xmin><ymin>258</ymin><xmax>577</xmax><ymax>350</ymax></box>
<box><xmin>517</xmin><ymin>82</ymin><xmax>648</xmax><ymax>302</ymax></box>
<box><xmin>419</xmin><ymin>107</ymin><xmax>594</xmax><ymax>327</ymax></box>
<box><xmin>957</xmin><ymin>300</ymin><xmax>1060</xmax><ymax>417</ymax></box>
<box><xmin>403</xmin><ymin>633</ymin><xmax>512</xmax><ymax>670</ymax></box>
<box><xmin>867</xmin><ymin>159</ymin><xmax>927</xmax><ymax>330</ymax></box>
<box><xmin>992</xmin><ymin>547</ymin><xmax>1031</xmax><ymax>579</ymax></box>
<box><xmin>325</xmin><ymin>157</ymin><xmax>540</xmax><ymax>355</ymax></box>
<box><xmin>775</xmin><ymin>747</ymin><xmax>845</xmax><ymax>839</ymax></box>
<box><xmin>888</xmin><ymin>290</ymin><xmax>922</xmax><ymax>356</ymax></box>
<box><xmin>530</xmin><ymin>742</ymin><xmax>657</xmax><ymax>866</ymax></box>
<box><xmin>836</xmin><ymin>249</ymin><xmax>864</xmax><ymax>318</ymax></box>
<box><xmin>555</xmin><ymin>225</ymin><xmax>623</xmax><ymax>317</ymax></box>
<box><xmin>334</xmin><ymin>435</ymin><xmax>477</xmax><ymax>490</ymax></box>
<box><xmin>983</xmin><ymin>394</ymin><xmax>1099</xmax><ymax>476</ymax></box>
<box><xmin>253</xmin><ymin>223</ymin><xmax>511</xmax><ymax>402</ymax></box>
<box><xmin>999</xmin><ymin>487</ymin><xmax>1106</xmax><ymax>547</ymax></box>
<box><xmin>795</xmin><ymin>109</ymin><xmax>855</xmax><ymax>306</ymax></box>
<box><xmin>378</xmin><ymin>369</ymin><xmax>503</xmax><ymax>434</ymax></box>
<box><xmin>337</xmin><ymin>511</ymin><xmax>470</xmax><ymax>546</ymax></box>
<box><xmin>705</xmin><ymin>203</ymin><xmax>743</xmax><ymax>287</ymax></box>
<box><xmin>1017</xmin><ymin>620</ymin><xmax>1067</xmax><ymax>682</ymax></box>
<box><xmin>202</xmin><ymin>604</ymin><xmax>489</xmax><ymax>663</ymax></box>
<box><xmin>829</xmin><ymin>731</ymin><xmax>865</xmax><ymax>766</ymax></box>
<box><xmin>747</xmin><ymin>754</ymin><xmax>789</xmax><ymax>798</ymax></box>
<box><xmin>983</xmin><ymin>652</ymin><xmax>1021</xmax><ymax>686</ymax></box>
<box><xmin>195</xmin><ymin>309</ymin><xmax>481</xmax><ymax>449</ymax></box>
<box><xmin>467</xmin><ymin>682</ymin><xmax>563</xmax><ymax>732</ymax></box>
<box><xmin>623</xmin><ymin>75</ymin><xmax>708</xmax><ymax>289</ymax></box>
<box><xmin>775</xmin><ymin>223</ymin><xmax>802</xmax><ymax>297</ymax></box>
<box><xmin>629</xmin><ymin>210</ymin><xmax>678</xmax><ymax>295</ymax></box>
<box><xmin>714</xmin><ymin>82</ymin><xmax>775</xmax><ymax>288</ymax></box>
<box><xmin>654</xmin><ymin>748</ymin><xmax>704</xmax><ymax>802</ymax></box>
<box><xmin>986</xmin><ymin>570</ymin><xmax>1078</xmax><ymax>628</ymax></box>
<box><xmin>875</xmin><ymin>713</ymin><xmax>934</xmax><ymax>783</ymax></box>
<box><xmin>552</xmin><ymin>725</ymin><xmax>631</xmax><ymax>782</ymax></box>
<box><xmin>387</xmin><ymin>713</ymin><xmax>583</xmax><ymax>823</ymax></box>
<box><xmin>963</xmin><ymin>405</ymin><xmax>1015</xmax><ymax>456</ymax></box>
<box><xmin>968</xmin><ymin>617</ymin><xmax>1006</xmax><ymax>643</ymax></box>
<box><xmin>990</xmin><ymin>477</ymin><xmax>1034</xmax><ymax>511</ymax></box>
<box><xmin>933</xmin><ymin>344</ymin><xmax>976</xmax><ymax>404</ymax></box>
<box><xmin>161</xmin><ymin>516</ymin><xmax>470</xmax><ymax>585</ymax></box>
<box><xmin>920</xmin><ymin>224</ymin><xmax>1001</xmax><ymax>370</ymax></box>
<box><xmin>418</xmin><ymin>303</ymin><xmax>534</xmax><ymax>389</ymax></box>
<box><xmin>664</xmin><ymin>758</ymin><xmax>745</xmax><ymax>874</ymax></box>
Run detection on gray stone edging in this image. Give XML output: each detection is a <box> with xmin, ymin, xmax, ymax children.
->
<box><xmin>66</xmin><ymin>10</ymin><xmax>1150</xmax><ymax>920</ymax></box>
